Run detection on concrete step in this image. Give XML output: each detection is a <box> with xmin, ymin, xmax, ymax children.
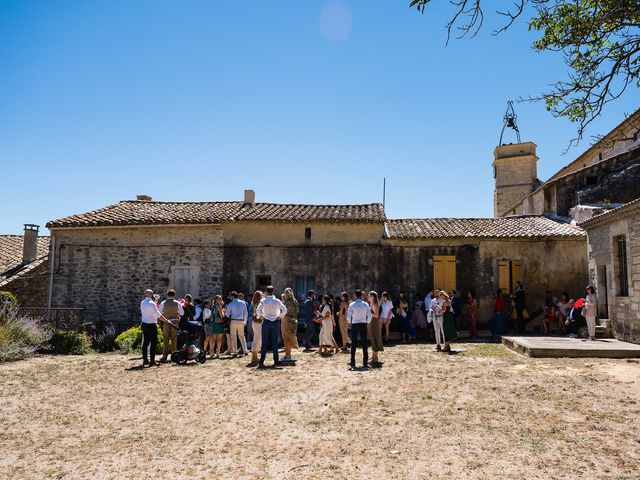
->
<box><xmin>503</xmin><ymin>336</ymin><xmax>640</xmax><ymax>358</ymax></box>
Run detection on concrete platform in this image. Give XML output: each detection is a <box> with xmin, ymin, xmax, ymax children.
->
<box><xmin>502</xmin><ymin>336</ymin><xmax>640</xmax><ymax>358</ymax></box>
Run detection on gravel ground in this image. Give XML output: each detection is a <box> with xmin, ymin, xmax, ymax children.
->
<box><xmin>0</xmin><ymin>343</ymin><xmax>639</xmax><ymax>480</ymax></box>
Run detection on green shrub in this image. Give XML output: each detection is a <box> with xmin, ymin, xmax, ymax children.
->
<box><xmin>0</xmin><ymin>298</ymin><xmax>51</xmax><ymax>362</ymax></box>
<box><xmin>49</xmin><ymin>330</ymin><xmax>92</xmax><ymax>355</ymax></box>
<box><xmin>115</xmin><ymin>325</ymin><xmax>163</xmax><ymax>354</ymax></box>
<box><xmin>0</xmin><ymin>291</ymin><xmax>18</xmax><ymax>306</ymax></box>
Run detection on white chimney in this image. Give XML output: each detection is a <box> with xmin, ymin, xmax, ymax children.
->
<box><xmin>244</xmin><ymin>189</ymin><xmax>255</xmax><ymax>207</ymax></box>
<box><xmin>22</xmin><ymin>224</ymin><xmax>39</xmax><ymax>265</ymax></box>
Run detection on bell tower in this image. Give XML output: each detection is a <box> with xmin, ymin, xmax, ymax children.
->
<box><xmin>493</xmin><ymin>102</ymin><xmax>538</xmax><ymax>217</ymax></box>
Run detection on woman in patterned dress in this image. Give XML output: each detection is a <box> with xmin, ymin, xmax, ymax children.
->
<box><xmin>281</xmin><ymin>287</ymin><xmax>300</xmax><ymax>361</ymax></box>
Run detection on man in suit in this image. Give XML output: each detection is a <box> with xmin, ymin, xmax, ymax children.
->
<box><xmin>303</xmin><ymin>290</ymin><xmax>317</xmax><ymax>352</ymax></box>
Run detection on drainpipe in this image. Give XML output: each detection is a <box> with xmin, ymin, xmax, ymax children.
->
<box><xmin>47</xmin><ymin>233</ymin><xmax>56</xmax><ymax>308</ymax></box>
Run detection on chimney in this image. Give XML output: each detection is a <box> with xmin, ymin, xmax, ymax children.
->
<box><xmin>243</xmin><ymin>189</ymin><xmax>255</xmax><ymax>208</ymax></box>
<box><xmin>22</xmin><ymin>224</ymin><xmax>39</xmax><ymax>265</ymax></box>
<box><xmin>136</xmin><ymin>194</ymin><xmax>152</xmax><ymax>201</ymax></box>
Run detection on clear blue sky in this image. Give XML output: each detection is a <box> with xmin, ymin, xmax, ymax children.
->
<box><xmin>1</xmin><ymin>0</ymin><xmax>637</xmax><ymax>234</ymax></box>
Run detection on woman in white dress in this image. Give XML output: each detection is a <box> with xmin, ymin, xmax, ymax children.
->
<box><xmin>317</xmin><ymin>295</ymin><xmax>340</xmax><ymax>354</ymax></box>
<box><xmin>584</xmin><ymin>285</ymin><xmax>598</xmax><ymax>341</ymax></box>
<box><xmin>380</xmin><ymin>292</ymin><xmax>393</xmax><ymax>342</ymax></box>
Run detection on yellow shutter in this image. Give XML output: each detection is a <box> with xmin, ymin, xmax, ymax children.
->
<box><xmin>434</xmin><ymin>256</ymin><xmax>456</xmax><ymax>292</ymax></box>
<box><xmin>511</xmin><ymin>261</ymin><xmax>521</xmax><ymax>293</ymax></box>
<box><xmin>498</xmin><ymin>260</ymin><xmax>510</xmax><ymax>293</ymax></box>
<box><xmin>434</xmin><ymin>257</ymin><xmax>444</xmax><ymax>291</ymax></box>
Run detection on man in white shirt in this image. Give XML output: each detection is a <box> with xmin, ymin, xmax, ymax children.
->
<box><xmin>255</xmin><ymin>285</ymin><xmax>287</xmax><ymax>369</ymax></box>
<box><xmin>347</xmin><ymin>289</ymin><xmax>372</xmax><ymax>369</ymax></box>
<box><xmin>140</xmin><ymin>289</ymin><xmax>167</xmax><ymax>367</ymax></box>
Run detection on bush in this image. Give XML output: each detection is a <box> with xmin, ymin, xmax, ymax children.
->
<box><xmin>115</xmin><ymin>325</ymin><xmax>163</xmax><ymax>354</ymax></box>
<box><xmin>0</xmin><ymin>296</ymin><xmax>50</xmax><ymax>362</ymax></box>
<box><xmin>0</xmin><ymin>291</ymin><xmax>18</xmax><ymax>306</ymax></box>
<box><xmin>90</xmin><ymin>322</ymin><xmax>118</xmax><ymax>352</ymax></box>
<box><xmin>49</xmin><ymin>330</ymin><xmax>92</xmax><ymax>355</ymax></box>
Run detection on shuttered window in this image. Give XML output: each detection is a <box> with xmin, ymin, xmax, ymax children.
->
<box><xmin>498</xmin><ymin>260</ymin><xmax>521</xmax><ymax>294</ymax></box>
<box><xmin>433</xmin><ymin>256</ymin><xmax>456</xmax><ymax>292</ymax></box>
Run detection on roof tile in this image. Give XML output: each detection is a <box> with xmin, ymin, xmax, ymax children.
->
<box><xmin>46</xmin><ymin>201</ymin><xmax>386</xmax><ymax>228</ymax></box>
<box><xmin>386</xmin><ymin>216</ymin><xmax>585</xmax><ymax>239</ymax></box>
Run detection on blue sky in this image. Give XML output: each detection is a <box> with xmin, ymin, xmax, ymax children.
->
<box><xmin>0</xmin><ymin>0</ymin><xmax>637</xmax><ymax>234</ymax></box>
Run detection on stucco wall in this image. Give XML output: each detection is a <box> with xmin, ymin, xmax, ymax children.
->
<box><xmin>586</xmin><ymin>214</ymin><xmax>640</xmax><ymax>344</ymax></box>
<box><xmin>50</xmin><ymin>226</ymin><xmax>224</xmax><ymax>324</ymax></box>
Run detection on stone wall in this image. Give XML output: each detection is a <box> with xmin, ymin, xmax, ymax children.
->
<box><xmin>224</xmin><ymin>236</ymin><xmax>588</xmax><ymax>326</ymax></box>
<box><xmin>586</xmin><ymin>213</ymin><xmax>640</xmax><ymax>344</ymax></box>
<box><xmin>50</xmin><ymin>226</ymin><xmax>224</xmax><ymax>324</ymax></box>
<box><xmin>0</xmin><ymin>261</ymin><xmax>49</xmax><ymax>307</ymax></box>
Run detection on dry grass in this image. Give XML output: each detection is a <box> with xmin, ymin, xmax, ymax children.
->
<box><xmin>0</xmin><ymin>343</ymin><xmax>639</xmax><ymax>479</ymax></box>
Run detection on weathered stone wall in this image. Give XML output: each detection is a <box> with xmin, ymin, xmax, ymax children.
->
<box><xmin>50</xmin><ymin>226</ymin><xmax>224</xmax><ymax>324</ymax></box>
<box><xmin>493</xmin><ymin>143</ymin><xmax>538</xmax><ymax>217</ymax></box>
<box><xmin>586</xmin><ymin>213</ymin><xmax>640</xmax><ymax>344</ymax></box>
<box><xmin>0</xmin><ymin>261</ymin><xmax>49</xmax><ymax>306</ymax></box>
<box><xmin>224</xmin><ymin>236</ymin><xmax>588</xmax><ymax>326</ymax></box>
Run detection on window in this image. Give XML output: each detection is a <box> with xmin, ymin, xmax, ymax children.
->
<box><xmin>305</xmin><ymin>227</ymin><xmax>311</xmax><ymax>239</ymax></box>
<box><xmin>294</xmin><ymin>276</ymin><xmax>315</xmax><ymax>312</ymax></box>
<box><xmin>585</xmin><ymin>176</ymin><xmax>598</xmax><ymax>186</ymax></box>
<box><xmin>171</xmin><ymin>266</ymin><xmax>198</xmax><ymax>298</ymax></box>
<box><xmin>256</xmin><ymin>275</ymin><xmax>272</xmax><ymax>291</ymax></box>
<box><xmin>433</xmin><ymin>256</ymin><xmax>456</xmax><ymax>292</ymax></box>
<box><xmin>616</xmin><ymin>236</ymin><xmax>629</xmax><ymax>296</ymax></box>
<box><xmin>498</xmin><ymin>260</ymin><xmax>521</xmax><ymax>294</ymax></box>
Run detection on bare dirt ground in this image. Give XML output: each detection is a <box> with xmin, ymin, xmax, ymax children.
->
<box><xmin>0</xmin><ymin>343</ymin><xmax>639</xmax><ymax>480</ymax></box>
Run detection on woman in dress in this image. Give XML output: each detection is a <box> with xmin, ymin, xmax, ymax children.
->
<box><xmin>398</xmin><ymin>292</ymin><xmax>416</xmax><ymax>343</ymax></box>
<box><xmin>202</xmin><ymin>299</ymin><xmax>214</xmax><ymax>354</ymax></box>
<box><xmin>440</xmin><ymin>290</ymin><xmax>459</xmax><ymax>353</ymax></box>
<box><xmin>584</xmin><ymin>285</ymin><xmax>598</xmax><ymax>341</ymax></box>
<box><xmin>368</xmin><ymin>291</ymin><xmax>384</xmax><ymax>365</ymax></box>
<box><xmin>209</xmin><ymin>295</ymin><xmax>226</xmax><ymax>358</ymax></box>
<box><xmin>249</xmin><ymin>290</ymin><xmax>264</xmax><ymax>366</ymax></box>
<box><xmin>542</xmin><ymin>299</ymin><xmax>556</xmax><ymax>335</ymax></box>
<box><xmin>411</xmin><ymin>293</ymin><xmax>427</xmax><ymax>341</ymax></box>
<box><xmin>338</xmin><ymin>292</ymin><xmax>351</xmax><ymax>350</ymax></box>
<box><xmin>380</xmin><ymin>292</ymin><xmax>393</xmax><ymax>343</ymax></box>
<box><xmin>281</xmin><ymin>287</ymin><xmax>300</xmax><ymax>361</ymax></box>
<box><xmin>317</xmin><ymin>295</ymin><xmax>340</xmax><ymax>354</ymax></box>
<box><xmin>466</xmin><ymin>290</ymin><xmax>478</xmax><ymax>338</ymax></box>
<box><xmin>556</xmin><ymin>293</ymin><xmax>569</xmax><ymax>334</ymax></box>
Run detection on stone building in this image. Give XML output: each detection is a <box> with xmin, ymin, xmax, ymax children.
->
<box><xmin>496</xmin><ymin>108</ymin><xmax>640</xmax><ymax>218</ymax></box>
<box><xmin>580</xmin><ymin>199</ymin><xmax>640</xmax><ymax>344</ymax></box>
<box><xmin>0</xmin><ymin>225</ymin><xmax>49</xmax><ymax>305</ymax></box>
<box><xmin>45</xmin><ymin>192</ymin><xmax>587</xmax><ymax>327</ymax></box>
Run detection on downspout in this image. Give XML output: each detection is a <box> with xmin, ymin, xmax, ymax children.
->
<box><xmin>47</xmin><ymin>233</ymin><xmax>56</xmax><ymax>308</ymax></box>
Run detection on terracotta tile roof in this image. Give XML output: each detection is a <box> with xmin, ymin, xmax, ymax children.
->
<box><xmin>385</xmin><ymin>216</ymin><xmax>585</xmax><ymax>239</ymax></box>
<box><xmin>0</xmin><ymin>235</ymin><xmax>50</xmax><ymax>277</ymax></box>
<box><xmin>46</xmin><ymin>201</ymin><xmax>386</xmax><ymax>228</ymax></box>
<box><xmin>579</xmin><ymin>197</ymin><xmax>640</xmax><ymax>229</ymax></box>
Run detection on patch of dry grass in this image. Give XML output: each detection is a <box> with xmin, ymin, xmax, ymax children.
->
<box><xmin>0</xmin><ymin>344</ymin><xmax>639</xmax><ymax>479</ymax></box>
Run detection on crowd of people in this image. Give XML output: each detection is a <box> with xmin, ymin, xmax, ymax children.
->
<box><xmin>138</xmin><ymin>281</ymin><xmax>599</xmax><ymax>368</ymax></box>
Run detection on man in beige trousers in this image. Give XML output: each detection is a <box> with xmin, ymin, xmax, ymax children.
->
<box><xmin>159</xmin><ymin>289</ymin><xmax>183</xmax><ymax>362</ymax></box>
